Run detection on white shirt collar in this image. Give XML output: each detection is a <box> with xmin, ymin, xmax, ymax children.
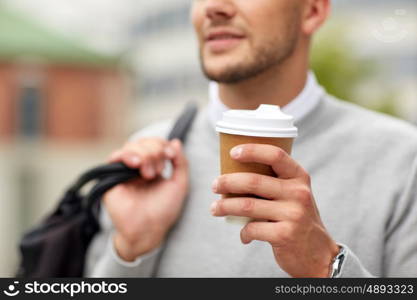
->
<box><xmin>208</xmin><ymin>71</ymin><xmax>324</xmax><ymax>128</ymax></box>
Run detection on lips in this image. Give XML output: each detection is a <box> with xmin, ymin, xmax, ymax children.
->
<box><xmin>204</xmin><ymin>30</ymin><xmax>246</xmax><ymax>53</ymax></box>
<box><xmin>206</xmin><ymin>31</ymin><xmax>245</xmax><ymax>41</ymax></box>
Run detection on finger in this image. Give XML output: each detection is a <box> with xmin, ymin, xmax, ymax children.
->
<box><xmin>108</xmin><ymin>150</ymin><xmax>123</xmax><ymax>163</ymax></box>
<box><xmin>136</xmin><ymin>142</ymin><xmax>165</xmax><ymax>177</ymax></box>
<box><xmin>163</xmin><ymin>144</ymin><xmax>176</xmax><ymax>159</ymax></box>
<box><xmin>240</xmin><ymin>221</ymin><xmax>292</xmax><ymax>246</ymax></box>
<box><xmin>157</xmin><ymin>143</ymin><xmax>175</xmax><ymax>174</ymax></box>
<box><xmin>212</xmin><ymin>172</ymin><xmax>293</xmax><ymax>200</ymax></box>
<box><xmin>169</xmin><ymin>139</ymin><xmax>189</xmax><ymax>190</ymax></box>
<box><xmin>156</xmin><ymin>160</ymin><xmax>165</xmax><ymax>174</ymax></box>
<box><xmin>108</xmin><ymin>150</ymin><xmax>141</xmax><ymax>167</ymax></box>
<box><xmin>119</xmin><ymin>146</ymin><xmax>155</xmax><ymax>180</ymax></box>
<box><xmin>141</xmin><ymin>140</ymin><xmax>175</xmax><ymax>175</ymax></box>
<box><xmin>140</xmin><ymin>161</ymin><xmax>156</xmax><ymax>179</ymax></box>
<box><xmin>158</xmin><ymin>142</ymin><xmax>176</xmax><ymax>173</ymax></box>
<box><xmin>230</xmin><ymin>144</ymin><xmax>306</xmax><ymax>179</ymax></box>
<box><xmin>109</xmin><ymin>150</ymin><xmax>142</xmax><ymax>168</ymax></box>
<box><xmin>108</xmin><ymin>141</ymin><xmax>157</xmax><ymax>169</ymax></box>
<box><xmin>125</xmin><ymin>140</ymin><xmax>167</xmax><ymax>179</ymax></box>
<box><xmin>211</xmin><ymin>197</ymin><xmax>298</xmax><ymax>221</ymax></box>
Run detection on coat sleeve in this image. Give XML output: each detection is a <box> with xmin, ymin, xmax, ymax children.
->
<box><xmin>84</xmin><ymin>120</ymin><xmax>173</xmax><ymax>277</ymax></box>
<box><xmin>84</xmin><ymin>207</ymin><xmax>161</xmax><ymax>277</ymax></box>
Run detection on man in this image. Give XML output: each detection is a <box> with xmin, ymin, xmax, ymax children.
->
<box><xmin>85</xmin><ymin>0</ymin><xmax>417</xmax><ymax>277</ymax></box>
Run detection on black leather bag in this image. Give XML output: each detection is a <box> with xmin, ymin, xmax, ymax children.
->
<box><xmin>17</xmin><ymin>103</ymin><xmax>198</xmax><ymax>278</ymax></box>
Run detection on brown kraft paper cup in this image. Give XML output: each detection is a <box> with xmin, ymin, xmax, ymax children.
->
<box><xmin>219</xmin><ymin>133</ymin><xmax>294</xmax><ymax>224</ymax></box>
<box><xmin>216</xmin><ymin>104</ymin><xmax>298</xmax><ymax>225</ymax></box>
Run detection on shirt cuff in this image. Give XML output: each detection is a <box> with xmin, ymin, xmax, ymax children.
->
<box><xmin>109</xmin><ymin>234</ymin><xmax>161</xmax><ymax>268</ymax></box>
<box><xmin>336</xmin><ymin>243</ymin><xmax>374</xmax><ymax>278</ymax></box>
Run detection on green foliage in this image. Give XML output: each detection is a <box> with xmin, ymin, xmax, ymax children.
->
<box><xmin>311</xmin><ymin>23</ymin><xmax>399</xmax><ymax>117</ymax></box>
<box><xmin>0</xmin><ymin>4</ymin><xmax>122</xmax><ymax>68</ymax></box>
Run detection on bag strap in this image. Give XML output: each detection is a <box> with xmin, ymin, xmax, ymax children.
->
<box><xmin>167</xmin><ymin>102</ymin><xmax>199</xmax><ymax>142</ymax></box>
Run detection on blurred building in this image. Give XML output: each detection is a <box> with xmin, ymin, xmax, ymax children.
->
<box><xmin>129</xmin><ymin>0</ymin><xmax>417</xmax><ymax>124</ymax></box>
<box><xmin>0</xmin><ymin>5</ymin><xmax>132</xmax><ymax>276</ymax></box>
<box><xmin>0</xmin><ymin>6</ymin><xmax>130</xmax><ymax>141</ymax></box>
<box><xmin>129</xmin><ymin>0</ymin><xmax>208</xmax><ymax>128</ymax></box>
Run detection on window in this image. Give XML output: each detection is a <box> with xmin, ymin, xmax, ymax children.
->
<box><xmin>18</xmin><ymin>84</ymin><xmax>42</xmax><ymax>138</ymax></box>
<box><xmin>133</xmin><ymin>4</ymin><xmax>191</xmax><ymax>37</ymax></box>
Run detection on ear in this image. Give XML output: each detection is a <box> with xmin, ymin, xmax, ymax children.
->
<box><xmin>301</xmin><ymin>0</ymin><xmax>331</xmax><ymax>36</ymax></box>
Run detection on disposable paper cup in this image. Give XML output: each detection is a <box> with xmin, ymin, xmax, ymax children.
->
<box><xmin>216</xmin><ymin>105</ymin><xmax>298</xmax><ymax>225</ymax></box>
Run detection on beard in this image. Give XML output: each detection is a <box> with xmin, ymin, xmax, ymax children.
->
<box><xmin>200</xmin><ymin>21</ymin><xmax>299</xmax><ymax>84</ymax></box>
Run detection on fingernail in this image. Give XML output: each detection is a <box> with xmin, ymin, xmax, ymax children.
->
<box><xmin>210</xmin><ymin>201</ymin><xmax>218</xmax><ymax>215</ymax></box>
<box><xmin>211</xmin><ymin>179</ymin><xmax>218</xmax><ymax>193</ymax></box>
<box><xmin>129</xmin><ymin>156</ymin><xmax>141</xmax><ymax>165</ymax></box>
<box><xmin>230</xmin><ymin>147</ymin><xmax>243</xmax><ymax>159</ymax></box>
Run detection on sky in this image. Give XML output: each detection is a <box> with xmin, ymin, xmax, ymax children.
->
<box><xmin>2</xmin><ymin>0</ymin><xmax>141</xmax><ymax>54</ymax></box>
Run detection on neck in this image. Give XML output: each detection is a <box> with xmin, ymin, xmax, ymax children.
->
<box><xmin>218</xmin><ymin>48</ymin><xmax>308</xmax><ymax>110</ymax></box>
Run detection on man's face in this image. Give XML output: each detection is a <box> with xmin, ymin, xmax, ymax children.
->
<box><xmin>191</xmin><ymin>0</ymin><xmax>302</xmax><ymax>84</ymax></box>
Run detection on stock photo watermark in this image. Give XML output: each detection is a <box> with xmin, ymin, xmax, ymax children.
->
<box><xmin>2</xmin><ymin>280</ymin><xmax>128</xmax><ymax>298</ymax></box>
<box><xmin>372</xmin><ymin>9</ymin><xmax>409</xmax><ymax>43</ymax></box>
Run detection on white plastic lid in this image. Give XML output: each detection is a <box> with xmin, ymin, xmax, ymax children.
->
<box><xmin>216</xmin><ymin>104</ymin><xmax>298</xmax><ymax>138</ymax></box>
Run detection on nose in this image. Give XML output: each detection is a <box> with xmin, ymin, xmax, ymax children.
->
<box><xmin>205</xmin><ymin>0</ymin><xmax>237</xmax><ymax>22</ymax></box>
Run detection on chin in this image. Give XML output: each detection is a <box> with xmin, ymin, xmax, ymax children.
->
<box><xmin>202</xmin><ymin>58</ymin><xmax>240</xmax><ymax>81</ymax></box>
<box><xmin>203</xmin><ymin>66</ymin><xmax>231</xmax><ymax>82</ymax></box>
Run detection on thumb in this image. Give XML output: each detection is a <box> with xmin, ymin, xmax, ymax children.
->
<box><xmin>169</xmin><ymin>139</ymin><xmax>189</xmax><ymax>188</ymax></box>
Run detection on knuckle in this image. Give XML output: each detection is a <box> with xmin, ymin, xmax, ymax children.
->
<box><xmin>120</xmin><ymin>151</ymin><xmax>135</xmax><ymax>161</ymax></box>
<box><xmin>275</xmin><ymin>233</ymin><xmax>289</xmax><ymax>245</ymax></box>
<box><xmin>148</xmin><ymin>137</ymin><xmax>168</xmax><ymax>148</ymax></box>
<box><xmin>216</xmin><ymin>200</ymin><xmax>224</xmax><ymax>214</ymax></box>
<box><xmin>135</xmin><ymin>151</ymin><xmax>149</xmax><ymax>162</ymax></box>
<box><xmin>243</xmin><ymin>144</ymin><xmax>256</xmax><ymax>157</ymax></box>
<box><xmin>247</xmin><ymin>174</ymin><xmax>261</xmax><ymax>191</ymax></box>
<box><xmin>241</xmin><ymin>198</ymin><xmax>255</xmax><ymax>213</ymax></box>
<box><xmin>217</xmin><ymin>175</ymin><xmax>228</xmax><ymax>191</ymax></box>
<box><xmin>244</xmin><ymin>222</ymin><xmax>257</xmax><ymax>238</ymax></box>
<box><xmin>274</xmin><ymin>223</ymin><xmax>294</xmax><ymax>244</ymax></box>
<box><xmin>304</xmin><ymin>175</ymin><xmax>312</xmax><ymax>186</ymax></box>
<box><xmin>288</xmin><ymin>207</ymin><xmax>306</xmax><ymax>222</ymax></box>
<box><xmin>294</xmin><ymin>186</ymin><xmax>312</xmax><ymax>206</ymax></box>
<box><xmin>148</xmin><ymin>149</ymin><xmax>165</xmax><ymax>161</ymax></box>
<box><xmin>272</xmin><ymin>147</ymin><xmax>285</xmax><ymax>162</ymax></box>
<box><xmin>297</xmin><ymin>166</ymin><xmax>311</xmax><ymax>183</ymax></box>
<box><xmin>302</xmin><ymin>173</ymin><xmax>311</xmax><ymax>185</ymax></box>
